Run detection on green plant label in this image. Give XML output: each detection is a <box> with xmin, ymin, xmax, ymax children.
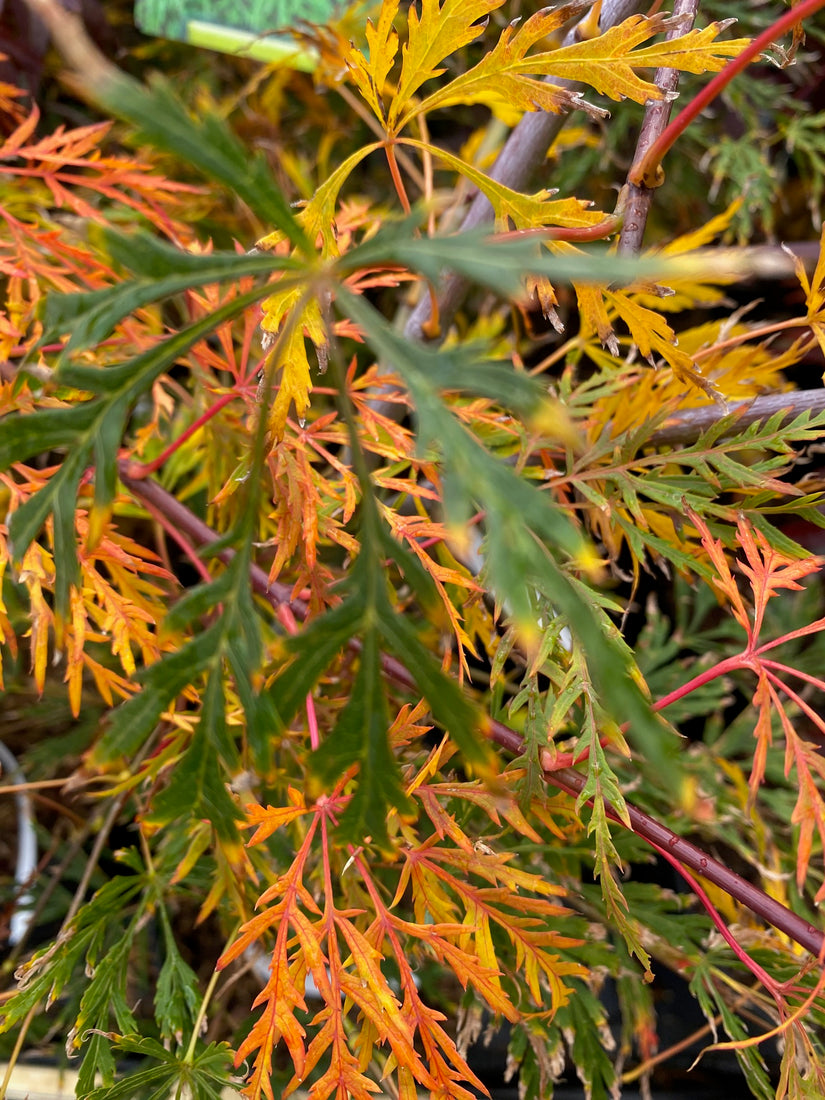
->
<box><xmin>134</xmin><ymin>0</ymin><xmax>347</xmax><ymax>70</ymax></box>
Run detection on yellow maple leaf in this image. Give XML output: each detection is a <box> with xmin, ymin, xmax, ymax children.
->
<box><xmin>632</xmin><ymin>199</ymin><xmax>744</xmax><ymax>313</ymax></box>
<box><xmin>298</xmin><ymin>144</ymin><xmax>380</xmax><ymax>260</ymax></box>
<box><xmin>259</xmin><ymin>288</ymin><xmax>325</xmax><ymax>440</ymax></box>
<box><xmin>396</xmin><ymin>1</ymin><xmax>594</xmax><ymax>130</ymax></box>
<box><xmin>608</xmin><ymin>289</ymin><xmax>722</xmax><ymax>398</ymax></box>
<box><xmin>344</xmin><ymin>0</ymin><xmax>400</xmax><ymax>123</ymax></box>
<box><xmin>543</xmin><ymin>15</ymin><xmax>749</xmax><ymax>103</ymax></box>
<box><xmin>19</xmin><ymin>540</ymin><xmax>54</xmax><ymax>691</ymax></box>
<box><xmin>624</xmin><ymin>18</ymin><xmax>751</xmax><ymax>75</ymax></box>
<box><xmin>403</xmin><ymin>137</ymin><xmax>606</xmax><ymax>230</ymax></box>
<box><xmin>788</xmin><ymin>223</ymin><xmax>825</xmax><ymax>364</ymax></box>
<box><xmin>257</xmin><ymin>146</ymin><xmax>382</xmax><ymax>266</ymax></box>
<box><xmin>388</xmin><ymin>0</ymin><xmax>505</xmax><ymax>131</ymax></box>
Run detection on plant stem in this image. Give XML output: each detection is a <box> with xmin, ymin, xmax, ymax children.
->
<box><xmin>543</xmin><ymin>764</ymin><xmax>825</xmax><ymax>959</ymax></box>
<box><xmin>184</xmin><ymin>926</ymin><xmax>239</xmax><ymax>1064</ymax></box>
<box><xmin>622</xmin><ymin>1016</ymin><xmax>718</xmax><ymax>1084</ymax></box>
<box><xmin>385</xmin><ymin>142</ymin><xmax>412</xmax><ymax>215</ymax></box>
<box><xmin>629</xmin><ymin>0</ymin><xmax>825</xmax><ymax>189</ymax></box>
<box><xmin>650</xmin><ymin>653</ymin><xmax>743</xmax><ymax>713</ymax></box>
<box><xmin>124</xmin><ymin>392</ymin><xmax>240</xmax><ymax>480</ymax></box>
<box><xmin>617</xmin><ymin>0</ymin><xmax>699</xmax><ymax>255</ymax></box>
<box><xmin>0</xmin><ymin>1002</ymin><xmax>38</xmax><ymax>1100</ymax></box>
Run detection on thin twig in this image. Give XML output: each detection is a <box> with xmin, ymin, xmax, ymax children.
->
<box><xmin>118</xmin><ymin>463</ymin><xmax>305</xmax><ymax>617</ymax></box>
<box><xmin>617</xmin><ymin>0</ymin><xmax>699</xmax><ymax>255</ymax></box>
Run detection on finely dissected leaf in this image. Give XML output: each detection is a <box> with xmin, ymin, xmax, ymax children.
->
<box><xmin>266</xmin><ymin>594</ymin><xmax>366</xmax><ymax>729</ymax></box>
<box><xmin>41</xmin><ymin>229</ymin><xmax>299</xmax><ymax>354</ymax></box>
<box><xmin>9</xmin><ymin>5</ymin><xmax>825</xmax><ymax>1097</ymax></box>
<box><xmin>374</xmin><ymin>594</ymin><xmax>487</xmax><ymax>766</ymax></box>
<box><xmin>388</xmin><ymin>0</ymin><xmax>505</xmax><ymax>131</ymax></box>
<box><xmin>348</xmin><ymin>1</ymin><xmax>747</xmax><ymax>134</ymax></box>
<box><xmin>260</xmin><ymin>294</ymin><xmax>324</xmax><ymax>440</ymax></box>
<box><xmin>4</xmin><ymin>277</ymin><xmax>271</xmax><ymax>632</ymax></box>
<box><xmin>0</xmin><ymin>99</ymin><xmax>198</xmax><ymax>365</ymax></box>
<box><xmin>143</xmin><ymin>668</ymin><xmax>243</xmax><ymax>841</ymax></box>
<box><xmin>735</xmin><ymin>519</ymin><xmax>820</xmax><ymax>637</ymax></box>
<box><xmin>155</xmin><ymin>907</ymin><xmax>201</xmax><ymax>1043</ymax></box>
<box><xmin>555</xmin><ymin>986</ymin><xmax>617</xmax><ymax>1099</ymax></box>
<box><xmin>790</xmin><ymin>223</ymin><xmax>825</xmax><ymax>362</ymax></box>
<box><xmin>259</xmin><ymin>204</ymin><xmax>661</xmax><ymax>438</ymax></box>
<box><xmin>345</xmin><ymin>1</ymin><xmax>399</xmax><ymax>122</ymax></box>
<box><xmin>98</xmin><ymin>72</ymin><xmax>309</xmax><ymax>250</ymax></box>
<box><xmin>226</xmin><ymin>766</ymin><xmax>584</xmax><ymax>1100</ymax></box>
<box><xmin>220</xmin><ymin>821</ymin><xmax>319</xmax><ymax>1099</ymax></box>
<box><xmin>261</xmin><ymin>143</ymin><xmax>380</xmax><ymax>260</ymax></box>
<box><xmin>86</xmin><ymin>1062</ymin><xmax>178</xmax><ymax>1100</ymax></box>
<box><xmin>339</xmin><ymin>287</ymin><xmax>679</xmax><ymax>778</ymax></box>
<box><xmin>557</xmin><ymin>396</ymin><xmax>825</xmax><ymax>579</ymax></box>
<box><xmin>534</xmin><ymin>15</ymin><xmax>749</xmax><ymax>104</ymax></box>
<box><xmin>85</xmin><ymin>1037</ymin><xmax>238</xmax><ymax>1100</ymax></box>
<box><xmin>393</xmin><ymin>0</ymin><xmax>591</xmax><ymax>129</ymax></box>
<box><xmin>686</xmin><ymin>507</ymin><xmax>825</xmax><ymax>897</ymax></box>
<box><xmin>0</xmin><ymin>403</ymin><xmax>100</xmax><ymax>470</ymax></box>
<box><xmin>272</xmin><ymin>525</ymin><xmax>487</xmax><ymax>836</ymax></box>
<box><xmin>88</xmin><ymin>396</ymin><xmax>131</xmax><ymax>550</ymax></box>
<box><xmin>402</xmin><ymin>139</ymin><xmax>609</xmax><ymax>230</ymax></box>
<box><xmin>399</xmin><ymin>842</ymin><xmax>585</xmax><ymax>1007</ymax></box>
<box><xmin>311</xmin><ymin>624</ymin><xmax>413</xmax><ymax>849</ymax></box>
<box><xmin>2</xmin><ymin>871</ymin><xmax>146</xmax><ymax>1038</ymax></box>
<box><xmin>7</xmin><ymin>281</ymin><xmax>267</xmax><ymax>577</ymax></box>
<box><xmin>691</xmin><ymin>968</ymin><xmax>775</xmax><ymax>1099</ymax></box>
<box><xmin>8</xmin><ymin>447</ymin><xmax>88</xmax><ymax>601</ymax></box>
<box><xmin>346</xmin><ymin>222</ymin><xmax>662</xmax><ymax>296</ymax></box>
<box><xmin>88</xmin><ymin>620</ymin><xmax>224</xmax><ymax>765</ymax></box>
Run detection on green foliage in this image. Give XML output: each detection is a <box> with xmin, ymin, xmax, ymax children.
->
<box><xmin>3</xmin><ymin>1</ymin><xmax>825</xmax><ymax>1098</ymax></box>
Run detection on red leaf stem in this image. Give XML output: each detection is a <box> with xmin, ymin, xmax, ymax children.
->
<box><xmin>629</xmin><ymin>0</ymin><xmax>825</xmax><ymax>188</ymax></box>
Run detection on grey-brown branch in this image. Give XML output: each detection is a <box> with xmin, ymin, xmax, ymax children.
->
<box><xmin>617</xmin><ymin>0</ymin><xmax>701</xmax><ymax>255</ymax></box>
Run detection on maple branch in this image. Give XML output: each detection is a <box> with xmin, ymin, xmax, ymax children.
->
<box><xmin>647</xmin><ymin>388</ymin><xmax>825</xmax><ymax>448</ymax></box>
<box><xmin>616</xmin><ymin>0</ymin><xmax>699</xmax><ymax>256</ymax></box>
<box><xmin>118</xmin><ymin>461</ymin><xmax>307</xmax><ymax>619</ymax></box>
<box><xmin>403</xmin><ymin>0</ymin><xmax>645</xmax><ymax>344</ymax></box>
<box><xmin>546</xmin><ymin>767</ymin><xmax>825</xmax><ymax>962</ymax></box>
<box><xmin>119</xmin><ymin>462</ymin><xmax>825</xmax><ymax>963</ymax></box>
